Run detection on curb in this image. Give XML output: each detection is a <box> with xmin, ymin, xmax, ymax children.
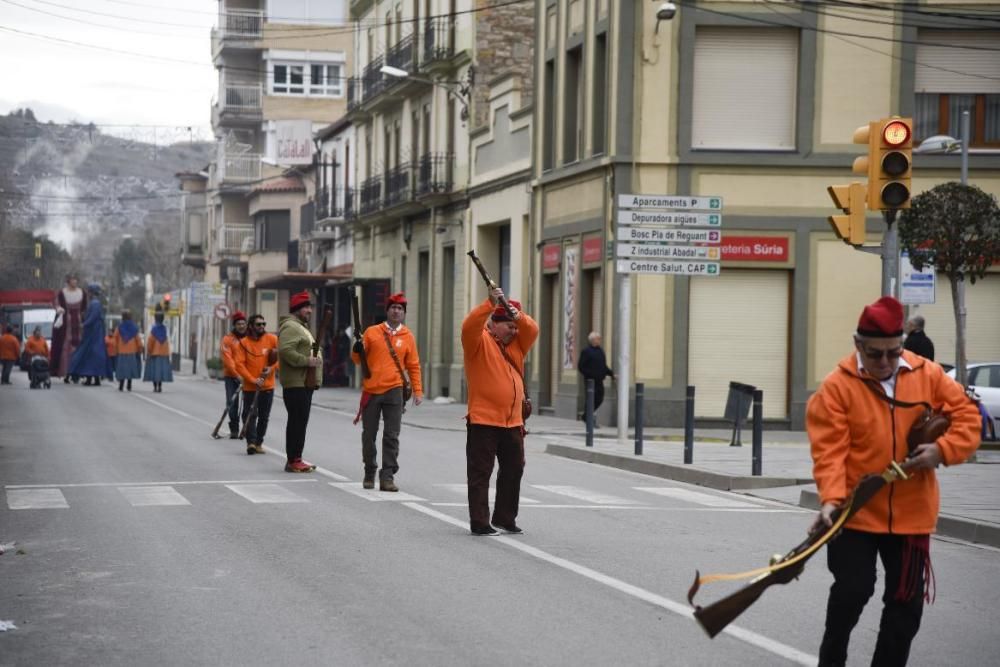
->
<box><xmin>798</xmin><ymin>489</ymin><xmax>1000</xmax><ymax>549</ymax></box>
<box><xmin>544</xmin><ymin>443</ymin><xmax>812</xmax><ymax>491</ymax></box>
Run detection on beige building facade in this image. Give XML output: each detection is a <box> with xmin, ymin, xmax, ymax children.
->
<box><xmin>532</xmin><ymin>0</ymin><xmax>1000</xmax><ymax>429</ymax></box>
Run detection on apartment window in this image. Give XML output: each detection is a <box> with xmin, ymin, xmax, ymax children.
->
<box><xmin>592</xmin><ymin>32</ymin><xmax>608</xmax><ymax>156</ymax></box>
<box><xmin>254</xmin><ymin>211</ymin><xmax>291</xmax><ymax>252</ymax></box>
<box><xmin>309</xmin><ymin>64</ymin><xmax>343</xmax><ymax>96</ymax></box>
<box><xmin>914</xmin><ymin>30</ymin><xmax>1000</xmax><ymax>147</ymax></box>
<box><xmin>543</xmin><ymin>59</ymin><xmax>555</xmax><ymax>170</ymax></box>
<box><xmin>692</xmin><ymin>27</ymin><xmax>798</xmax><ymax>150</ymax></box>
<box><xmin>273</xmin><ymin>63</ymin><xmax>305</xmax><ymax>94</ymax></box>
<box><xmin>563</xmin><ymin>45</ymin><xmax>583</xmax><ymax>163</ymax></box>
<box><xmin>498</xmin><ymin>224</ymin><xmax>511</xmax><ymax>295</ymax></box>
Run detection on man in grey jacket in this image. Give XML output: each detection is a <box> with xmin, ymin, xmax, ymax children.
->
<box><xmin>278</xmin><ymin>290</ymin><xmax>322</xmax><ymax>473</ymax></box>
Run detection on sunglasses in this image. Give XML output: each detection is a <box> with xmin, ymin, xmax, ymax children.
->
<box><xmin>861</xmin><ymin>345</ymin><xmax>903</xmax><ymax>361</ymax></box>
<box><xmin>253</xmin><ymin>321</ymin><xmax>266</xmax><ymax>327</ymax></box>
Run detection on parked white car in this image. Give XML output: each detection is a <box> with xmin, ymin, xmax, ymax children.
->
<box><xmin>947</xmin><ymin>363</ymin><xmax>1000</xmax><ymax>439</ymax></box>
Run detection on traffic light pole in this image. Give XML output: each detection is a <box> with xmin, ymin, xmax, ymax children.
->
<box><xmin>881</xmin><ymin>210</ymin><xmax>899</xmax><ymax>298</ymax></box>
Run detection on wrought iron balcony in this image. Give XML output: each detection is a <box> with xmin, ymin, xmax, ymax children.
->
<box><xmin>417</xmin><ymin>153</ymin><xmax>454</xmax><ymax>197</ymax></box>
<box><xmin>315</xmin><ymin>186</ymin><xmax>346</xmax><ymax>222</ymax></box>
<box><xmin>384</xmin><ymin>163</ymin><xmax>414</xmax><ymax>208</ymax></box>
<box><xmin>422</xmin><ymin>17</ymin><xmax>454</xmax><ymax>67</ymax></box>
<box><xmin>359</xmin><ymin>176</ymin><xmax>383</xmax><ymax>216</ymax></box>
<box><xmin>220</xmin><ymin>153</ymin><xmax>262</xmax><ymax>183</ymax></box>
<box><xmin>362</xmin><ymin>56</ymin><xmax>386</xmax><ymax>101</ymax></box>
<box><xmin>218</xmin><ymin>8</ymin><xmax>263</xmax><ymax>40</ymax></box>
<box><xmin>386</xmin><ymin>35</ymin><xmax>416</xmax><ymax>85</ymax></box>
<box><xmin>347</xmin><ymin>77</ymin><xmax>361</xmax><ymax>112</ymax></box>
<box><xmin>217</xmin><ymin>223</ymin><xmax>254</xmax><ymax>257</ymax></box>
<box><xmin>344</xmin><ymin>186</ymin><xmax>356</xmax><ymax>219</ymax></box>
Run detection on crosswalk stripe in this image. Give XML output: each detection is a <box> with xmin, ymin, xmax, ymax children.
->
<box><xmin>531</xmin><ymin>485</ymin><xmax>640</xmax><ymax>506</ymax></box>
<box><xmin>329</xmin><ymin>483</ymin><xmax>425</xmax><ymax>502</ymax></box>
<box><xmin>118</xmin><ymin>486</ymin><xmax>191</xmax><ymax>507</ymax></box>
<box><xmin>225</xmin><ymin>483</ymin><xmax>308</xmax><ymax>504</ymax></box>
<box><xmin>7</xmin><ymin>488</ymin><xmax>69</xmax><ymax>509</ymax></box>
<box><xmin>433</xmin><ymin>483</ymin><xmax>540</xmax><ymax>504</ymax></box>
<box><xmin>633</xmin><ymin>487</ymin><xmax>760</xmax><ymax>508</ymax></box>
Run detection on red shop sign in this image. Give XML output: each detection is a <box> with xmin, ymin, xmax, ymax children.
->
<box><xmin>720</xmin><ymin>236</ymin><xmax>789</xmax><ymax>262</ymax></box>
<box><xmin>582</xmin><ymin>237</ymin><xmax>603</xmax><ymax>264</ymax></box>
<box><xmin>542</xmin><ymin>244</ymin><xmax>562</xmax><ymax>269</ymax></box>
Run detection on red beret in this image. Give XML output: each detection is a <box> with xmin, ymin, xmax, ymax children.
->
<box><xmin>857</xmin><ymin>296</ymin><xmax>904</xmax><ymax>338</ymax></box>
<box><xmin>491</xmin><ymin>299</ymin><xmax>522</xmax><ymax>322</ymax></box>
<box><xmin>231</xmin><ymin>310</ymin><xmax>246</xmax><ymax>323</ymax></box>
<box><xmin>386</xmin><ymin>292</ymin><xmax>407</xmax><ymax>311</ymax></box>
<box><xmin>290</xmin><ymin>290</ymin><xmax>312</xmax><ymax>312</ymax></box>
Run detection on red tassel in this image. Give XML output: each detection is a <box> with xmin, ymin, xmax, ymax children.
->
<box><xmin>353</xmin><ymin>391</ymin><xmax>372</xmax><ymax>425</ymax></box>
<box><xmin>895</xmin><ymin>535</ymin><xmax>935</xmax><ymax>604</ymax></box>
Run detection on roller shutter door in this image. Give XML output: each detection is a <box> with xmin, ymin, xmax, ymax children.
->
<box><xmin>689</xmin><ymin>270</ymin><xmax>789</xmax><ymax>419</ymax></box>
<box><xmin>908</xmin><ymin>276</ymin><xmax>1000</xmax><ymax>365</ymax></box>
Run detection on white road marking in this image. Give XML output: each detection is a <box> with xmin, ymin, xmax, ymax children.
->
<box><xmin>118</xmin><ymin>486</ymin><xmax>190</xmax><ymax>507</ymax></box>
<box><xmin>634</xmin><ymin>487</ymin><xmax>761</xmax><ymax>508</ymax></box>
<box><xmin>7</xmin><ymin>488</ymin><xmax>69</xmax><ymax>509</ymax></box>
<box><xmin>434</xmin><ymin>483</ymin><xmax>540</xmax><ymax>504</ymax></box>
<box><xmin>402</xmin><ymin>502</ymin><xmax>816</xmax><ymax>666</ymax></box>
<box><xmin>531</xmin><ymin>485</ymin><xmax>640</xmax><ymax>505</ymax></box>
<box><xmin>130</xmin><ymin>393</ymin><xmax>212</xmax><ymax>425</ymax></box>
<box><xmin>6</xmin><ymin>479</ymin><xmax>319</xmax><ymax>489</ymax></box>
<box><xmin>428</xmin><ymin>503</ymin><xmax>795</xmax><ymax>512</ymax></box>
<box><xmin>225</xmin><ymin>483</ymin><xmax>308</xmax><ymax>504</ymax></box>
<box><xmin>329</xmin><ymin>483</ymin><xmax>425</xmax><ymax>502</ymax></box>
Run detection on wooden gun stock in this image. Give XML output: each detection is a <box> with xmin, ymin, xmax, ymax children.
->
<box><xmin>308</xmin><ymin>307</ymin><xmax>332</xmax><ymax>390</ymax></box>
<box><xmin>238</xmin><ymin>349</ymin><xmax>278</xmax><ymax>439</ymax></box>
<box><xmin>467</xmin><ymin>249</ymin><xmax>518</xmax><ymax>319</ymax></box>
<box><xmin>349</xmin><ymin>286</ymin><xmax>371</xmax><ymax>379</ymax></box>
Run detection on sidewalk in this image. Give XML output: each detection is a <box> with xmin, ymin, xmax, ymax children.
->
<box><xmin>189</xmin><ymin>375</ymin><xmax>1000</xmax><ymax>549</ymax></box>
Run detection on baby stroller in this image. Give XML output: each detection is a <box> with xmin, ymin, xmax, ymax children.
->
<box><xmin>29</xmin><ymin>355</ymin><xmax>52</xmax><ymax>389</ymax></box>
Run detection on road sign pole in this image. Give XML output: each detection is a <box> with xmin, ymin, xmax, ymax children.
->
<box><xmin>882</xmin><ymin>210</ymin><xmax>898</xmax><ymax>297</ymax></box>
<box><xmin>617</xmin><ymin>273</ymin><xmax>631</xmax><ymax>444</ymax></box>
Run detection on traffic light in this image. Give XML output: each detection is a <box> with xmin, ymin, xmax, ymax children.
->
<box><xmin>853</xmin><ymin>117</ymin><xmax>912</xmax><ymax>210</ymax></box>
<box><xmin>162</xmin><ymin>293</ymin><xmax>172</xmax><ymax>312</ymax></box>
<box><xmin>827</xmin><ymin>182</ymin><xmax>867</xmax><ymax>246</ymax></box>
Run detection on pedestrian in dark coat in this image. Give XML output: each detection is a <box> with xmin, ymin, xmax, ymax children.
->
<box><xmin>577</xmin><ymin>331</ymin><xmax>614</xmax><ymax>420</ymax></box>
<box><xmin>903</xmin><ymin>315</ymin><xmax>935</xmax><ymax>361</ymax></box>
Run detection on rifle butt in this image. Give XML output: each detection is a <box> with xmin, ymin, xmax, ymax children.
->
<box><xmin>692</xmin><ymin>585</ymin><xmax>767</xmax><ymax>638</ymax></box>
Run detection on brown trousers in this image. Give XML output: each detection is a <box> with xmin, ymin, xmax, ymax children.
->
<box><xmin>466</xmin><ymin>423</ymin><xmax>524</xmax><ymax>529</ymax></box>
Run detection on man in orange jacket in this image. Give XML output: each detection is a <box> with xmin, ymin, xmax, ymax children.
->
<box><xmin>461</xmin><ymin>287</ymin><xmax>538</xmax><ymax>536</ymax></box>
<box><xmin>221</xmin><ymin>311</ymin><xmax>248</xmax><ymax>439</ymax></box>
<box><xmin>351</xmin><ymin>292</ymin><xmax>422</xmax><ymax>492</ymax></box>
<box><xmin>807</xmin><ymin>295</ymin><xmax>980</xmax><ymax>666</ymax></box>
<box><xmin>234</xmin><ymin>313</ymin><xmax>279</xmax><ymax>455</ymax></box>
<box><xmin>0</xmin><ymin>325</ymin><xmax>22</xmax><ymax>385</ymax></box>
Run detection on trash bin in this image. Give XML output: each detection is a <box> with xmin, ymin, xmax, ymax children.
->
<box><xmin>724</xmin><ymin>381</ymin><xmax>756</xmax><ymax>447</ymax></box>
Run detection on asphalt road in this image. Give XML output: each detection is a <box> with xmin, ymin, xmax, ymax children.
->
<box><xmin>2</xmin><ymin>374</ymin><xmax>998</xmax><ymax>666</ymax></box>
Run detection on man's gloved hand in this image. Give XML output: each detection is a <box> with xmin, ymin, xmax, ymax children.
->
<box><xmin>353</xmin><ymin>340</ymin><xmax>364</xmax><ymax>355</ymax></box>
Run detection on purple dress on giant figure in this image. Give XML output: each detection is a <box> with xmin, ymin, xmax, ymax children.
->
<box><xmin>50</xmin><ymin>275</ymin><xmax>88</xmax><ymax>379</ymax></box>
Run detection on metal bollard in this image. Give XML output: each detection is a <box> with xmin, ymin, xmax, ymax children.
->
<box><xmin>585</xmin><ymin>378</ymin><xmax>595</xmax><ymax>448</ymax></box>
<box><xmin>684</xmin><ymin>385</ymin><xmax>695</xmax><ymax>464</ymax></box>
<box><xmin>752</xmin><ymin>389</ymin><xmax>763</xmax><ymax>476</ymax></box>
<box><xmin>635</xmin><ymin>382</ymin><xmax>644</xmax><ymax>456</ymax></box>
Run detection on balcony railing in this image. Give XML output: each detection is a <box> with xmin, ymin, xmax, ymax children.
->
<box><xmin>384</xmin><ymin>163</ymin><xmax>413</xmax><ymax>208</ymax></box>
<box><xmin>315</xmin><ymin>186</ymin><xmax>346</xmax><ymax>221</ymax></box>
<box><xmin>362</xmin><ymin>56</ymin><xmax>386</xmax><ymax>101</ymax></box>
<box><xmin>417</xmin><ymin>153</ymin><xmax>454</xmax><ymax>196</ymax></box>
<box><xmin>344</xmin><ymin>186</ymin><xmax>356</xmax><ymax>219</ymax></box>
<box><xmin>217</xmin><ymin>223</ymin><xmax>254</xmax><ymax>256</ymax></box>
<box><xmin>386</xmin><ymin>35</ymin><xmax>416</xmax><ymax>83</ymax></box>
<box><xmin>219</xmin><ymin>8</ymin><xmax>263</xmax><ymax>40</ymax></box>
<box><xmin>347</xmin><ymin>77</ymin><xmax>361</xmax><ymax>112</ymax></box>
<box><xmin>422</xmin><ymin>17</ymin><xmax>454</xmax><ymax>66</ymax></box>
<box><xmin>223</xmin><ymin>84</ymin><xmax>262</xmax><ymax>112</ymax></box>
<box><xmin>221</xmin><ymin>153</ymin><xmax>262</xmax><ymax>183</ymax></box>
<box><xmin>359</xmin><ymin>176</ymin><xmax>383</xmax><ymax>216</ymax></box>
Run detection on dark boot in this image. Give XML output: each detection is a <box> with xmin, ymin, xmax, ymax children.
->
<box><xmin>119</xmin><ymin>380</ymin><xmax>124</xmax><ymax>391</ymax></box>
<box><xmin>94</xmin><ymin>378</ymin><xmax>101</xmax><ymax>387</ymax></box>
<box><xmin>127</xmin><ymin>380</ymin><xmax>132</xmax><ymax>391</ymax></box>
<box><xmin>83</xmin><ymin>377</ymin><xmax>93</xmax><ymax>386</ymax></box>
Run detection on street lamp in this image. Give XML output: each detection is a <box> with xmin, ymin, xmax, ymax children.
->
<box><xmin>379</xmin><ymin>65</ymin><xmax>473</xmax><ymax>121</ymax></box>
<box><xmin>914</xmin><ymin>109</ymin><xmax>970</xmax><ymax>185</ymax></box>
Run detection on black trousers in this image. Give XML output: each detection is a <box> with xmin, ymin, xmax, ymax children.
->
<box><xmin>224</xmin><ymin>376</ymin><xmax>241</xmax><ymax>433</ymax></box>
<box><xmin>282</xmin><ymin>387</ymin><xmax>313</xmax><ymax>461</ymax></box>
<box><xmin>361</xmin><ymin>387</ymin><xmax>404</xmax><ymax>480</ymax></box>
<box><xmin>819</xmin><ymin>529</ymin><xmax>926</xmax><ymax>667</ymax></box>
<box><xmin>1</xmin><ymin>360</ymin><xmax>12</xmax><ymax>384</ymax></box>
<box><xmin>241</xmin><ymin>389</ymin><xmax>273</xmax><ymax>445</ymax></box>
<box><xmin>466</xmin><ymin>423</ymin><xmax>524</xmax><ymax>530</ymax></box>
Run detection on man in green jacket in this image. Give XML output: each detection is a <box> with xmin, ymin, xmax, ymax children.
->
<box><xmin>278</xmin><ymin>290</ymin><xmax>322</xmax><ymax>472</ymax></box>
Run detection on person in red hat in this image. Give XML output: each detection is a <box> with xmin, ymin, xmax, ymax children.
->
<box><xmin>806</xmin><ymin>295</ymin><xmax>980</xmax><ymax>666</ymax></box>
<box><xmin>278</xmin><ymin>290</ymin><xmax>321</xmax><ymax>472</ymax></box>
<box><xmin>461</xmin><ymin>287</ymin><xmax>538</xmax><ymax>536</ymax></box>
<box><xmin>350</xmin><ymin>291</ymin><xmax>422</xmax><ymax>491</ymax></box>
<box><xmin>221</xmin><ymin>310</ymin><xmax>248</xmax><ymax>438</ymax></box>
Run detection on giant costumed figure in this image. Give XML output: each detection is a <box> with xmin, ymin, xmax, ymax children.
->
<box><xmin>51</xmin><ymin>274</ymin><xmax>88</xmax><ymax>380</ymax></box>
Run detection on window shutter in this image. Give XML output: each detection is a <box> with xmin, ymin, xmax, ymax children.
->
<box><xmin>692</xmin><ymin>27</ymin><xmax>798</xmax><ymax>150</ymax></box>
<box><xmin>916</xmin><ymin>31</ymin><xmax>1000</xmax><ymax>94</ymax></box>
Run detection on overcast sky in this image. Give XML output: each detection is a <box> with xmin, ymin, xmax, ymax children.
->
<box><xmin>0</xmin><ymin>0</ymin><xmax>217</xmax><ymax>140</ymax></box>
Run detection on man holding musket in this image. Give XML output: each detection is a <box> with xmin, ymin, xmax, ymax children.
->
<box><xmin>278</xmin><ymin>291</ymin><xmax>322</xmax><ymax>473</ymax></box>
<box><xmin>351</xmin><ymin>292</ymin><xmax>423</xmax><ymax>492</ymax></box>
<box><xmin>222</xmin><ymin>311</ymin><xmax>248</xmax><ymax>439</ymax></box>
<box><xmin>807</xmin><ymin>295</ymin><xmax>979</xmax><ymax>666</ymax></box>
<box><xmin>462</xmin><ymin>287</ymin><xmax>538</xmax><ymax>536</ymax></box>
<box><xmin>235</xmin><ymin>313</ymin><xmax>278</xmax><ymax>455</ymax></box>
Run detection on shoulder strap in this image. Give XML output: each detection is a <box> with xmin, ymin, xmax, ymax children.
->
<box><xmin>860</xmin><ymin>376</ymin><xmax>932</xmax><ymax>412</ymax></box>
<box><xmin>494</xmin><ymin>336</ymin><xmax>525</xmax><ymax>383</ymax></box>
<box><xmin>381</xmin><ymin>327</ymin><xmax>409</xmax><ymax>388</ymax></box>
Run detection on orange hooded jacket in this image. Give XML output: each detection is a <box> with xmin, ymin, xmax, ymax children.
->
<box><xmin>807</xmin><ymin>350</ymin><xmax>980</xmax><ymax>535</ymax></box>
<box><xmin>233</xmin><ymin>333</ymin><xmax>279</xmax><ymax>392</ymax></box>
<box><xmin>351</xmin><ymin>322</ymin><xmax>422</xmax><ymax>396</ymax></box>
<box><xmin>221</xmin><ymin>332</ymin><xmax>242</xmax><ymax>378</ymax></box>
<box><xmin>461</xmin><ymin>299</ymin><xmax>539</xmax><ymax>428</ymax></box>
